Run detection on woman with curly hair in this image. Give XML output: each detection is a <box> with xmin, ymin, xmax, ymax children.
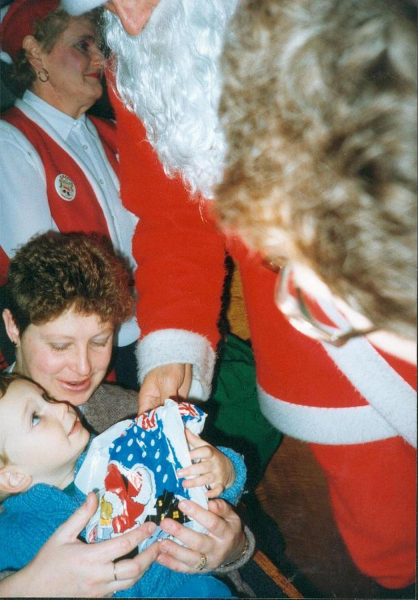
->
<box><xmin>2</xmin><ymin>230</ymin><xmax>134</xmax><ymax>406</ymax></box>
<box><xmin>0</xmin><ymin>230</ymin><xmax>252</xmax><ymax>598</ymax></box>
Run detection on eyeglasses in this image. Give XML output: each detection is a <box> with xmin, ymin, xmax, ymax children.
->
<box><xmin>275</xmin><ymin>262</ymin><xmax>376</xmax><ymax>347</ymax></box>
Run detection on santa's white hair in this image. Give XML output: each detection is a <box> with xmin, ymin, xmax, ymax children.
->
<box><xmin>104</xmin><ymin>0</ymin><xmax>239</xmax><ymax>198</ymax></box>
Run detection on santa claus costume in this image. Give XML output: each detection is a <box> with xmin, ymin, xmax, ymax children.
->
<box><xmin>63</xmin><ymin>0</ymin><xmax>416</xmax><ymax>589</ymax></box>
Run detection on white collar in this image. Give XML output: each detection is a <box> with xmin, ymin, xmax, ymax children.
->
<box><xmin>20</xmin><ymin>90</ymin><xmax>88</xmax><ymax>142</ymax></box>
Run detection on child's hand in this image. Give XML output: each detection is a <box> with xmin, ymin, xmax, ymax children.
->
<box><xmin>177</xmin><ymin>429</ymin><xmax>235</xmax><ymax>498</ymax></box>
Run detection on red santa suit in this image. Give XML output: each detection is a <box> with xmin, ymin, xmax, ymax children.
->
<box><xmin>110</xmin><ymin>87</ymin><xmax>417</xmax><ymax>590</ymax></box>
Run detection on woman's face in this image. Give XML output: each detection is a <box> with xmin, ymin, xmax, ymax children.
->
<box><xmin>35</xmin><ymin>17</ymin><xmax>104</xmax><ymax>118</ymax></box>
<box><xmin>15</xmin><ymin>308</ymin><xmax>114</xmax><ymax>406</ymax></box>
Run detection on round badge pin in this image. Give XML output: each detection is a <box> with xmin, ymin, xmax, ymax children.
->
<box><xmin>55</xmin><ymin>174</ymin><xmax>76</xmax><ymax>201</ymax></box>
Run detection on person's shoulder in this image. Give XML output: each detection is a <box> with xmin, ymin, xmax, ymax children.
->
<box><xmin>0</xmin><ymin>112</ymin><xmax>40</xmax><ymax>157</ymax></box>
<box><xmin>1</xmin><ymin>484</ymin><xmax>72</xmax><ymax>513</ymax></box>
<box><xmin>0</xmin><ymin>116</ymin><xmax>28</xmax><ymax>142</ymax></box>
<box><xmin>91</xmin><ymin>382</ymin><xmax>138</xmax><ymax>405</ymax></box>
<box><xmin>84</xmin><ymin>383</ymin><xmax>137</xmax><ymax>434</ymax></box>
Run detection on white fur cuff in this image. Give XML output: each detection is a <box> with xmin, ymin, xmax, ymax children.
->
<box><xmin>258</xmin><ymin>385</ymin><xmax>398</xmax><ymax>445</ymax></box>
<box><xmin>136</xmin><ymin>329</ymin><xmax>216</xmax><ymax>401</ymax></box>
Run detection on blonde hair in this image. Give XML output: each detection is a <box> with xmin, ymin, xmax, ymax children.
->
<box><xmin>217</xmin><ymin>0</ymin><xmax>417</xmax><ymax>338</ymax></box>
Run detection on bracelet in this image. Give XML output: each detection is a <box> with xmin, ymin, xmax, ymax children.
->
<box><xmin>220</xmin><ymin>533</ymin><xmax>249</xmax><ymax>567</ymax></box>
<box><xmin>215</xmin><ymin>525</ymin><xmax>255</xmax><ymax>573</ymax></box>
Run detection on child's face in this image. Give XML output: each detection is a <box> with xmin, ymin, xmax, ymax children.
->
<box><xmin>0</xmin><ymin>380</ymin><xmax>90</xmax><ymax>489</ymax></box>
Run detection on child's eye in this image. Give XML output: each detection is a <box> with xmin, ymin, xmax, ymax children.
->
<box><xmin>31</xmin><ymin>413</ymin><xmax>41</xmax><ymax>427</ymax></box>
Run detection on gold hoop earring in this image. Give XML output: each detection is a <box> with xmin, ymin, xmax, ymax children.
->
<box><xmin>38</xmin><ymin>68</ymin><xmax>49</xmax><ymax>83</ymax></box>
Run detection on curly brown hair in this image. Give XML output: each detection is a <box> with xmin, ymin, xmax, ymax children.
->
<box><xmin>217</xmin><ymin>0</ymin><xmax>417</xmax><ymax>339</ymax></box>
<box><xmin>10</xmin><ymin>7</ymin><xmax>101</xmax><ymax>96</ymax></box>
<box><xmin>4</xmin><ymin>231</ymin><xmax>134</xmax><ymax>335</ymax></box>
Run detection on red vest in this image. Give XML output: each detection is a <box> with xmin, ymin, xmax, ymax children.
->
<box><xmin>1</xmin><ymin>108</ymin><xmax>119</xmax><ymax>281</ymax></box>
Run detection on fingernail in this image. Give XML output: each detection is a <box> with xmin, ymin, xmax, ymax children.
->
<box><xmin>177</xmin><ymin>468</ymin><xmax>184</xmax><ymax>476</ymax></box>
<box><xmin>178</xmin><ymin>500</ymin><xmax>191</xmax><ymax>511</ymax></box>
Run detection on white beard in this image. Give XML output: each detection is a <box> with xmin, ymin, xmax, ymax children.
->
<box><xmin>104</xmin><ymin>0</ymin><xmax>239</xmax><ymax>199</ymax></box>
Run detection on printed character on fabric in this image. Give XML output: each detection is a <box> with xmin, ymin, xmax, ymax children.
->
<box><xmin>75</xmin><ymin>400</ymin><xmax>208</xmax><ymax>550</ymax></box>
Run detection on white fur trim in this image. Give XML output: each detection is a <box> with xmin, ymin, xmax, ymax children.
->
<box><xmin>259</xmin><ymin>386</ymin><xmax>399</xmax><ymax>445</ymax></box>
<box><xmin>312</xmin><ymin>298</ymin><xmax>417</xmax><ymax>446</ymax></box>
<box><xmin>321</xmin><ymin>338</ymin><xmax>416</xmax><ymax>447</ymax></box>
<box><xmin>61</xmin><ymin>0</ymin><xmax>105</xmax><ymax>15</ymax></box>
<box><xmin>136</xmin><ymin>329</ymin><xmax>216</xmax><ymax>401</ymax></box>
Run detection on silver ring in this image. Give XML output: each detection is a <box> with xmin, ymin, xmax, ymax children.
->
<box><xmin>113</xmin><ymin>562</ymin><xmax>118</xmax><ymax>581</ymax></box>
<box><xmin>195</xmin><ymin>552</ymin><xmax>207</xmax><ymax>571</ymax></box>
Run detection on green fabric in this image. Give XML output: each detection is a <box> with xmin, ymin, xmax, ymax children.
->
<box><xmin>206</xmin><ymin>334</ymin><xmax>283</xmax><ymax>489</ymax></box>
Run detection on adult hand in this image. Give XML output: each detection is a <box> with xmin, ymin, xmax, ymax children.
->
<box><xmin>137</xmin><ymin>363</ymin><xmax>192</xmax><ymax>414</ymax></box>
<box><xmin>156</xmin><ymin>499</ymin><xmax>246</xmax><ymax>573</ymax></box>
<box><xmin>0</xmin><ymin>493</ymin><xmax>160</xmax><ymax>598</ymax></box>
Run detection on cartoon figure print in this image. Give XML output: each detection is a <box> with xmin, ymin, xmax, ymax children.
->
<box><xmin>101</xmin><ymin>461</ymin><xmax>156</xmax><ymax>535</ymax></box>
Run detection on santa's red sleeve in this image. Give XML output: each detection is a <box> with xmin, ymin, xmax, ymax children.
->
<box><xmin>108</xmin><ymin>84</ymin><xmax>226</xmax><ymax>399</ymax></box>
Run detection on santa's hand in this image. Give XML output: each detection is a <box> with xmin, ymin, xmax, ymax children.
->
<box><xmin>178</xmin><ymin>429</ymin><xmax>235</xmax><ymax>498</ymax></box>
<box><xmin>137</xmin><ymin>363</ymin><xmax>192</xmax><ymax>414</ymax></box>
<box><xmin>0</xmin><ymin>493</ymin><xmax>160</xmax><ymax>598</ymax></box>
<box><xmin>156</xmin><ymin>499</ymin><xmax>245</xmax><ymax>573</ymax></box>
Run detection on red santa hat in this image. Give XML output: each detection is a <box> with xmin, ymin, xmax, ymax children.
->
<box><xmin>0</xmin><ymin>0</ymin><xmax>59</xmax><ymax>60</ymax></box>
<box><xmin>61</xmin><ymin>0</ymin><xmax>105</xmax><ymax>16</ymax></box>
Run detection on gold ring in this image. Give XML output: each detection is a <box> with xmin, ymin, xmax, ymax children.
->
<box><xmin>195</xmin><ymin>552</ymin><xmax>207</xmax><ymax>571</ymax></box>
<box><xmin>113</xmin><ymin>562</ymin><xmax>118</xmax><ymax>581</ymax></box>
